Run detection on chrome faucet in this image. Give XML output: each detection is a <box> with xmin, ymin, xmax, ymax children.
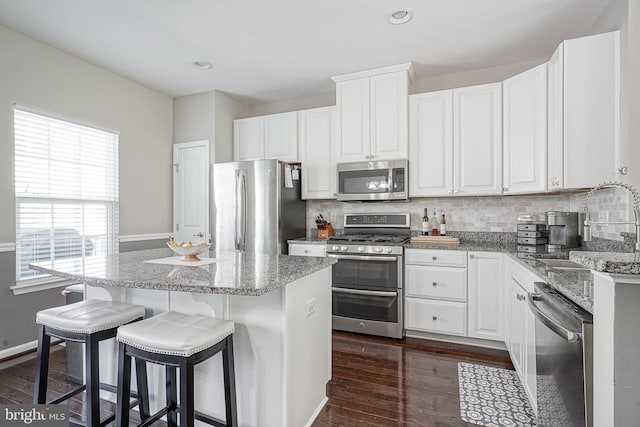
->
<box><xmin>582</xmin><ymin>181</ymin><xmax>640</xmax><ymax>251</ymax></box>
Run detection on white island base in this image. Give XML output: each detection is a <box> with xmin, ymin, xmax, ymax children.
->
<box><xmin>86</xmin><ymin>268</ymin><xmax>331</xmax><ymax>427</ymax></box>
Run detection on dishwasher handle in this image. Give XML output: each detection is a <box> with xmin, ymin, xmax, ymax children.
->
<box><xmin>527</xmin><ymin>291</ymin><xmax>580</xmax><ymax>342</ymax></box>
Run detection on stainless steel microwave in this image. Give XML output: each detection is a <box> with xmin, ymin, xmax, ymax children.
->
<box><xmin>336</xmin><ymin>159</ymin><xmax>408</xmax><ymax>201</ymax></box>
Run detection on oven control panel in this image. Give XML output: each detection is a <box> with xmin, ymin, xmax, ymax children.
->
<box><xmin>327</xmin><ymin>245</ymin><xmax>403</xmax><ymax>255</ymax></box>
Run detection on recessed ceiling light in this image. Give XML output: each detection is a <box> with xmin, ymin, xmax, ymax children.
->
<box><xmin>193</xmin><ymin>60</ymin><xmax>213</xmax><ymax>70</ymax></box>
<box><xmin>389</xmin><ymin>10</ymin><xmax>412</xmax><ymax>25</ymax></box>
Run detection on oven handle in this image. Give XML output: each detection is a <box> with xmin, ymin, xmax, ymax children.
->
<box><xmin>331</xmin><ymin>287</ymin><xmax>397</xmax><ymax>297</ymax></box>
<box><xmin>527</xmin><ymin>291</ymin><xmax>579</xmax><ymax>342</ymax></box>
<box><xmin>327</xmin><ymin>254</ymin><xmax>397</xmax><ymax>262</ymax></box>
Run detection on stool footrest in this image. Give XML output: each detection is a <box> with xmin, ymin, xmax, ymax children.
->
<box><xmin>195</xmin><ymin>410</ymin><xmax>228</xmax><ymax>427</ymax></box>
<box><xmin>50</xmin><ymin>385</ymin><xmax>85</xmax><ymax>404</ymax></box>
<box><xmin>138</xmin><ymin>407</ymin><xmax>169</xmax><ymax>427</ymax></box>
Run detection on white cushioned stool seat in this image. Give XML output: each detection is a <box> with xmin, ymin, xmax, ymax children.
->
<box><xmin>36</xmin><ymin>299</ymin><xmax>146</xmax><ymax>334</ymax></box>
<box><xmin>117</xmin><ymin>310</ymin><xmax>235</xmax><ymax>357</ymax></box>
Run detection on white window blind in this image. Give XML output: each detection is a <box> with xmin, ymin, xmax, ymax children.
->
<box><xmin>14</xmin><ymin>107</ymin><xmax>119</xmax><ymax>282</ymax></box>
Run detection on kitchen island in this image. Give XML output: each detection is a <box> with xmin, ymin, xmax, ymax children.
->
<box><xmin>31</xmin><ymin>248</ymin><xmax>336</xmax><ymax>427</ymax></box>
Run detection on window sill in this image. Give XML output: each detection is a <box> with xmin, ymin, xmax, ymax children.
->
<box><xmin>10</xmin><ymin>277</ymin><xmax>82</xmax><ymax>296</ymax></box>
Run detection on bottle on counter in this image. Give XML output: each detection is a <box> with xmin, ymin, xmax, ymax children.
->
<box><xmin>430</xmin><ymin>208</ymin><xmax>440</xmax><ymax>236</ymax></box>
<box><xmin>440</xmin><ymin>210</ymin><xmax>447</xmax><ymax>236</ymax></box>
<box><xmin>421</xmin><ymin>208</ymin><xmax>430</xmax><ymax>236</ymax></box>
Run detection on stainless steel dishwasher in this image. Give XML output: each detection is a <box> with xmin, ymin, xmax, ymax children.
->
<box><xmin>528</xmin><ymin>282</ymin><xmax>593</xmax><ymax>427</ymax></box>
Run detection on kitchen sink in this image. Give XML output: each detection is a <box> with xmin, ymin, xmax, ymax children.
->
<box><xmin>537</xmin><ymin>259</ymin><xmax>590</xmax><ymax>271</ymax></box>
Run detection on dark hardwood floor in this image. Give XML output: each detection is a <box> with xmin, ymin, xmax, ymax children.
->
<box><xmin>0</xmin><ymin>345</ymin><xmax>158</xmax><ymax>426</ymax></box>
<box><xmin>312</xmin><ymin>332</ymin><xmax>513</xmax><ymax>427</ymax></box>
<box><xmin>0</xmin><ymin>333</ymin><xmax>512</xmax><ymax>426</ymax></box>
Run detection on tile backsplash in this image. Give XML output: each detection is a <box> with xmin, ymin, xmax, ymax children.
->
<box><xmin>307</xmin><ymin>188</ymin><xmax>632</xmax><ymax>242</ymax></box>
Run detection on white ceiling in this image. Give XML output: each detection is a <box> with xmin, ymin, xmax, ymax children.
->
<box><xmin>0</xmin><ymin>0</ymin><xmax>612</xmax><ymax>103</ymax></box>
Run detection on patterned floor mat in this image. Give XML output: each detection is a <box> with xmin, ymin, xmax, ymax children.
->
<box><xmin>458</xmin><ymin>362</ymin><xmax>537</xmax><ymax>426</ymax></box>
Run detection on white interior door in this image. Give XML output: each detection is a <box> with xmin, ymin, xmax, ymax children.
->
<box><xmin>173</xmin><ymin>140</ymin><xmax>210</xmax><ymax>244</ymax></box>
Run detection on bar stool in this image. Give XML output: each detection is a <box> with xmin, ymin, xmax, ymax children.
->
<box><xmin>34</xmin><ymin>299</ymin><xmax>148</xmax><ymax>427</ymax></box>
<box><xmin>115</xmin><ymin>310</ymin><xmax>237</xmax><ymax>427</ymax></box>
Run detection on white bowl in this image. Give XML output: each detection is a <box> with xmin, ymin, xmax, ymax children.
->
<box><xmin>166</xmin><ymin>242</ymin><xmax>211</xmax><ymax>262</ymax></box>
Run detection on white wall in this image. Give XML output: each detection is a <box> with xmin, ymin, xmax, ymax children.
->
<box><xmin>0</xmin><ymin>24</ymin><xmax>174</xmax><ymax>241</ymax></box>
<box><xmin>410</xmin><ymin>59</ymin><xmax>546</xmax><ymax>93</ymax></box>
<box><xmin>173</xmin><ymin>91</ymin><xmax>216</xmax><ymax>162</ymax></box>
<box><xmin>215</xmin><ymin>91</ymin><xmax>249</xmax><ymax>163</ymax></box>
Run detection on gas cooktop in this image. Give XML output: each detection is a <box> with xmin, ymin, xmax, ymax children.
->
<box><xmin>328</xmin><ymin>234</ymin><xmax>409</xmax><ymax>244</ymax></box>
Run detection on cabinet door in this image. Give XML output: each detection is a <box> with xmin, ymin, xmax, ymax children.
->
<box><xmin>547</xmin><ymin>44</ymin><xmax>564</xmax><ymax>190</ymax></box>
<box><xmin>506</xmin><ymin>277</ymin><xmax>525</xmax><ymax>377</ymax></box>
<box><xmin>453</xmin><ymin>83</ymin><xmax>503</xmax><ymax>196</ymax></box>
<box><xmin>468</xmin><ymin>252</ymin><xmax>504</xmax><ymax>341</ymax></box>
<box><xmin>234</xmin><ymin>117</ymin><xmax>264</xmax><ymax>161</ymax></box>
<box><xmin>370</xmin><ymin>71</ymin><xmax>408</xmax><ymax>160</ymax></box>
<box><xmin>336</xmin><ymin>78</ymin><xmax>370</xmax><ymax>162</ymax></box>
<box><xmin>264</xmin><ymin>112</ymin><xmax>298</xmax><ymax>162</ymax></box>
<box><xmin>409</xmin><ymin>91</ymin><xmax>453</xmax><ymax>196</ymax></box>
<box><xmin>299</xmin><ymin>107</ymin><xmax>337</xmax><ymax>199</ymax></box>
<box><xmin>503</xmin><ymin>64</ymin><xmax>547</xmax><ymax>194</ymax></box>
<box><xmin>563</xmin><ymin>31</ymin><xmax>620</xmax><ymax>188</ymax></box>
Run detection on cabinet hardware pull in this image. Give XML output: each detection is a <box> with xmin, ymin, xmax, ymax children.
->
<box><xmin>432</xmin><ymin>282</ymin><xmax>437</xmax><ymax>286</ymax></box>
<box><xmin>469</xmin><ymin>254</ymin><xmax>475</xmax><ymax>259</ymax></box>
<box><xmin>432</xmin><ymin>316</ymin><xmax>437</xmax><ymax>321</ymax></box>
<box><xmin>618</xmin><ymin>166</ymin><xmax>628</xmax><ymax>175</ymax></box>
<box><xmin>517</xmin><ymin>294</ymin><xmax>525</xmax><ymax>301</ymax></box>
<box><xmin>432</xmin><ymin>256</ymin><xmax>437</xmax><ymax>261</ymax></box>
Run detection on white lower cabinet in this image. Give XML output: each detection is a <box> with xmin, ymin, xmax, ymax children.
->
<box><xmin>405</xmin><ymin>249</ymin><xmax>468</xmax><ymax>336</ymax></box>
<box><xmin>406</xmin><ymin>299</ymin><xmax>467</xmax><ymax>335</ymax></box>
<box><xmin>505</xmin><ymin>257</ymin><xmax>538</xmax><ymax>413</ymax></box>
<box><xmin>288</xmin><ymin>242</ymin><xmax>326</xmax><ymax>257</ymax></box>
<box><xmin>468</xmin><ymin>252</ymin><xmax>504</xmax><ymax>341</ymax></box>
<box><xmin>405</xmin><ymin>249</ymin><xmax>505</xmax><ymax>345</ymax></box>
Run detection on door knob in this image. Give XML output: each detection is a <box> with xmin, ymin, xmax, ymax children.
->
<box><xmin>193</xmin><ymin>232</ymin><xmax>204</xmax><ymax>237</ymax></box>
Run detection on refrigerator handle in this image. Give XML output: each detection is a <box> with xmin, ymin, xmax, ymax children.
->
<box><xmin>234</xmin><ymin>169</ymin><xmax>247</xmax><ymax>251</ymax></box>
<box><xmin>239</xmin><ymin>170</ymin><xmax>247</xmax><ymax>250</ymax></box>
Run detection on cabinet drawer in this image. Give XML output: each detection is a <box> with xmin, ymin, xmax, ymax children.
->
<box><xmin>405</xmin><ymin>265</ymin><xmax>467</xmax><ymax>301</ymax></box>
<box><xmin>405</xmin><ymin>299</ymin><xmax>467</xmax><ymax>335</ymax></box>
<box><xmin>405</xmin><ymin>248</ymin><xmax>467</xmax><ymax>267</ymax></box>
<box><xmin>288</xmin><ymin>244</ymin><xmax>326</xmax><ymax>257</ymax></box>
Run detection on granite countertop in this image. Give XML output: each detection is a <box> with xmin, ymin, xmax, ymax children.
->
<box><xmin>287</xmin><ymin>238</ymin><xmax>328</xmax><ymax>245</ymax></box>
<box><xmin>570</xmin><ymin>251</ymin><xmax>640</xmax><ymax>274</ymax></box>
<box><xmin>30</xmin><ymin>248</ymin><xmax>336</xmax><ymax>296</ymax></box>
<box><xmin>404</xmin><ymin>240</ymin><xmax>595</xmax><ymax>313</ymax></box>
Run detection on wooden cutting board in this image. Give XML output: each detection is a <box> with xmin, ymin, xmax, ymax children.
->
<box><xmin>410</xmin><ymin>236</ymin><xmax>460</xmax><ymax>246</ymax></box>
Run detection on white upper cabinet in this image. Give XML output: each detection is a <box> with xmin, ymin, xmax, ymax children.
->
<box><xmin>298</xmin><ymin>106</ymin><xmax>337</xmax><ymax>199</ymax></box>
<box><xmin>234</xmin><ymin>116</ymin><xmax>264</xmax><ymax>161</ymax></box>
<box><xmin>503</xmin><ymin>64</ymin><xmax>548</xmax><ymax>194</ymax></box>
<box><xmin>333</xmin><ymin>64</ymin><xmax>411</xmax><ymax>163</ymax></box>
<box><xmin>409</xmin><ymin>83</ymin><xmax>502</xmax><ymax>197</ymax></box>
<box><xmin>548</xmin><ymin>30</ymin><xmax>620</xmax><ymax>190</ymax></box>
<box><xmin>453</xmin><ymin>83</ymin><xmax>503</xmax><ymax>196</ymax></box>
<box><xmin>409</xmin><ymin>90</ymin><xmax>454</xmax><ymax>197</ymax></box>
<box><xmin>234</xmin><ymin>112</ymin><xmax>298</xmax><ymax>162</ymax></box>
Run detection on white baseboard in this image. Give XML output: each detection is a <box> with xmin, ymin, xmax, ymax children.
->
<box><xmin>304</xmin><ymin>396</ymin><xmax>328</xmax><ymax>427</ymax></box>
<box><xmin>405</xmin><ymin>330</ymin><xmax>507</xmax><ymax>351</ymax></box>
<box><xmin>119</xmin><ymin>233</ymin><xmax>171</xmax><ymax>243</ymax></box>
<box><xmin>0</xmin><ymin>339</ymin><xmax>38</xmax><ymax>360</ymax></box>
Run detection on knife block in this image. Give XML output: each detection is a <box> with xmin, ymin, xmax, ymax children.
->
<box><xmin>317</xmin><ymin>223</ymin><xmax>335</xmax><ymax>240</ymax></box>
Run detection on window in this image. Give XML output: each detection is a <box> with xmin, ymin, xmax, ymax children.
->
<box><xmin>14</xmin><ymin>107</ymin><xmax>119</xmax><ymax>282</ymax></box>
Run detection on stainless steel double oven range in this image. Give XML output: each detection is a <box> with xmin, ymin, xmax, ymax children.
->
<box><xmin>327</xmin><ymin>213</ymin><xmax>410</xmax><ymax>339</ymax></box>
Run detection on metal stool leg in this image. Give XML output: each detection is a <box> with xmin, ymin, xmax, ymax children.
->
<box><xmin>115</xmin><ymin>342</ymin><xmax>132</xmax><ymax>427</ymax></box>
<box><xmin>166</xmin><ymin>366</ymin><xmax>178</xmax><ymax>427</ymax></box>
<box><xmin>134</xmin><ymin>359</ymin><xmax>149</xmax><ymax>421</ymax></box>
<box><xmin>33</xmin><ymin>325</ymin><xmax>51</xmax><ymax>404</ymax></box>
<box><xmin>85</xmin><ymin>334</ymin><xmax>101</xmax><ymax>427</ymax></box>
<box><xmin>222</xmin><ymin>336</ymin><xmax>238</xmax><ymax>427</ymax></box>
<box><xmin>179</xmin><ymin>359</ymin><xmax>195</xmax><ymax>427</ymax></box>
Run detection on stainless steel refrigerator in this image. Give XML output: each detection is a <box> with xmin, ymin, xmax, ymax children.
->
<box><xmin>210</xmin><ymin>159</ymin><xmax>306</xmax><ymax>255</ymax></box>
